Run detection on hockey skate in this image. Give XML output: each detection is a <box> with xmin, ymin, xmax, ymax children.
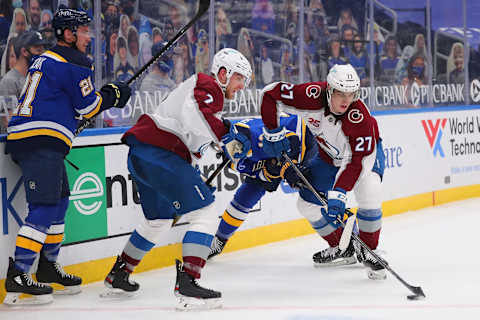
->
<box><xmin>101</xmin><ymin>256</ymin><xmax>139</xmax><ymax>298</ymax></box>
<box><xmin>312</xmin><ymin>239</ymin><xmax>357</xmax><ymax>267</ymax></box>
<box><xmin>3</xmin><ymin>257</ymin><xmax>53</xmax><ymax>306</ymax></box>
<box><xmin>174</xmin><ymin>259</ymin><xmax>222</xmax><ymax>311</ymax></box>
<box><xmin>354</xmin><ymin>242</ymin><xmax>387</xmax><ymax>280</ymax></box>
<box><xmin>36</xmin><ymin>252</ymin><xmax>82</xmax><ymax>295</ymax></box>
<box><xmin>208</xmin><ymin>236</ymin><xmax>227</xmax><ymax>259</ymax></box>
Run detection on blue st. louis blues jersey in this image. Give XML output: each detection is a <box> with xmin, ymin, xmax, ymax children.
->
<box><xmin>231</xmin><ymin>114</ymin><xmax>317</xmax><ymax>178</ymax></box>
<box><xmin>7</xmin><ymin>46</ymin><xmax>103</xmax><ymax>153</ymax></box>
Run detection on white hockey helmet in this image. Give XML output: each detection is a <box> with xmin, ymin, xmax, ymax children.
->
<box><xmin>211</xmin><ymin>48</ymin><xmax>252</xmax><ymax>91</ymax></box>
<box><xmin>326</xmin><ymin>64</ymin><xmax>360</xmax><ymax>107</ymax></box>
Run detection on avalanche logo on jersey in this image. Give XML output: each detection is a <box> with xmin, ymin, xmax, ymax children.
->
<box><xmin>305</xmin><ymin>85</ymin><xmax>321</xmax><ymax>99</ymax></box>
<box><xmin>347</xmin><ymin>109</ymin><xmax>364</xmax><ymax>124</ymax></box>
<box><xmin>421</xmin><ymin>118</ymin><xmax>447</xmax><ymax>158</ymax></box>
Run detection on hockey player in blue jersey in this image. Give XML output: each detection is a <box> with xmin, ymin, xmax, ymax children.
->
<box><xmin>208</xmin><ymin>114</ymin><xmax>318</xmax><ymax>258</ymax></box>
<box><xmin>3</xmin><ymin>9</ymin><xmax>132</xmax><ymax>306</ymax></box>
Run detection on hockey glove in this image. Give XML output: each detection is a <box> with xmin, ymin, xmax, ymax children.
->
<box><xmin>281</xmin><ymin>161</ymin><xmax>311</xmax><ymax>190</ymax></box>
<box><xmin>262</xmin><ymin>126</ymin><xmax>291</xmax><ymax>158</ymax></box>
<box><xmin>221</xmin><ymin>124</ymin><xmax>252</xmax><ymax>162</ymax></box>
<box><xmin>322</xmin><ymin>188</ymin><xmax>347</xmax><ymax>227</ymax></box>
<box><xmin>258</xmin><ymin>158</ymin><xmax>281</xmax><ymax>182</ymax></box>
<box><xmin>100</xmin><ymin>81</ymin><xmax>132</xmax><ymax>109</ymax></box>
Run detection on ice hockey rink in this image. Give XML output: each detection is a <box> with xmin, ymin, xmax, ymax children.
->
<box><xmin>1</xmin><ymin>198</ymin><xmax>479</xmax><ymax>320</ymax></box>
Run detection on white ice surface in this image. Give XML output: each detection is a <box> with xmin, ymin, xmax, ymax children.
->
<box><xmin>2</xmin><ymin>198</ymin><xmax>480</xmax><ymax>319</ymax></box>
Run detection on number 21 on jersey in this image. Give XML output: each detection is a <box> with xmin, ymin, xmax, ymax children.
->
<box><xmin>15</xmin><ymin>71</ymin><xmax>43</xmax><ymax>117</ymax></box>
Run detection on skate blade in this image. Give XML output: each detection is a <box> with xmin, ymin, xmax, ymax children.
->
<box><xmin>52</xmin><ymin>285</ymin><xmax>81</xmax><ymax>295</ymax></box>
<box><xmin>3</xmin><ymin>292</ymin><xmax>53</xmax><ymax>306</ymax></box>
<box><xmin>367</xmin><ymin>269</ymin><xmax>387</xmax><ymax>280</ymax></box>
<box><xmin>39</xmin><ymin>283</ymin><xmax>82</xmax><ymax>296</ymax></box>
<box><xmin>99</xmin><ymin>287</ymin><xmax>138</xmax><ymax>299</ymax></box>
<box><xmin>175</xmin><ymin>295</ymin><xmax>222</xmax><ymax>311</ymax></box>
<box><xmin>314</xmin><ymin>256</ymin><xmax>357</xmax><ymax>267</ymax></box>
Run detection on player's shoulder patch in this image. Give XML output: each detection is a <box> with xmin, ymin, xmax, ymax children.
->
<box><xmin>345</xmin><ymin>100</ymin><xmax>372</xmax><ymax>125</ymax></box>
<box><xmin>305</xmin><ymin>84</ymin><xmax>322</xmax><ymax>99</ymax></box>
<box><xmin>195</xmin><ymin>73</ymin><xmax>224</xmax><ymax>108</ymax></box>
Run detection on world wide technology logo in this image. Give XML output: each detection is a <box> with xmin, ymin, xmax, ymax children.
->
<box><xmin>421</xmin><ymin>118</ymin><xmax>447</xmax><ymax>157</ymax></box>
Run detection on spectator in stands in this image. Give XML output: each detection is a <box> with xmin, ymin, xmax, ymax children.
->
<box><xmin>106</xmin><ymin>30</ymin><xmax>118</xmax><ymax>79</ymax></box>
<box><xmin>120</xmin><ymin>0</ymin><xmax>151</xmax><ymax>36</ymax></box>
<box><xmin>394</xmin><ymin>45</ymin><xmax>414</xmax><ymax>84</ymax></box>
<box><xmin>152</xmin><ymin>27</ymin><xmax>162</xmax><ymax>44</ymax></box>
<box><xmin>163</xmin><ymin>20</ymin><xmax>174</xmax><ymax>41</ymax></box>
<box><xmin>447</xmin><ymin>42</ymin><xmax>464</xmax><ymax>84</ymax></box>
<box><xmin>260</xmin><ymin>44</ymin><xmax>273</xmax><ymax>86</ymax></box>
<box><xmin>365</xmin><ymin>22</ymin><xmax>383</xmax><ymax>76</ymax></box>
<box><xmin>348</xmin><ymin>34</ymin><xmax>369</xmax><ymax>86</ymax></box>
<box><xmin>366</xmin><ymin>22</ymin><xmax>383</xmax><ymax>58</ymax></box>
<box><xmin>115</xmin><ymin>36</ymin><xmax>135</xmax><ymax>83</ymax></box>
<box><xmin>28</xmin><ymin>0</ymin><xmax>41</xmax><ymax>30</ymax></box>
<box><xmin>195</xmin><ymin>29</ymin><xmax>209</xmax><ymax>74</ymax></box>
<box><xmin>308</xmin><ymin>0</ymin><xmax>326</xmax><ymax>16</ymax></box>
<box><xmin>402</xmin><ymin>52</ymin><xmax>427</xmax><ymax>88</ymax></box>
<box><xmin>327</xmin><ymin>35</ymin><xmax>347</xmax><ymax>70</ymax></box>
<box><xmin>337</xmin><ymin>8</ymin><xmax>359</xmax><ymax>33</ymax></box>
<box><xmin>0</xmin><ymin>0</ymin><xmax>13</xmax><ymax>43</ymax></box>
<box><xmin>104</xmin><ymin>0</ymin><xmax>120</xmax><ymax>30</ymax></box>
<box><xmin>215</xmin><ymin>7</ymin><xmax>232</xmax><ymax>51</ymax></box>
<box><xmin>119</xmin><ymin>14</ymin><xmax>130</xmax><ymax>40</ymax></box>
<box><xmin>127</xmin><ymin>25</ymin><xmax>139</xmax><ymax>69</ymax></box>
<box><xmin>10</xmin><ymin>8</ymin><xmax>29</xmax><ymax>37</ymax></box>
<box><xmin>168</xmin><ymin>4</ymin><xmax>185</xmax><ymax>33</ymax></box>
<box><xmin>138</xmin><ymin>32</ymin><xmax>152</xmax><ymax>68</ymax></box>
<box><xmin>413</xmin><ymin>33</ymin><xmax>428</xmax><ymax>58</ymax></box>
<box><xmin>39</xmin><ymin>9</ymin><xmax>55</xmax><ymax>45</ymax></box>
<box><xmin>380</xmin><ymin>35</ymin><xmax>399</xmax><ymax>84</ymax></box>
<box><xmin>172</xmin><ymin>37</ymin><xmax>192</xmax><ymax>85</ymax></box>
<box><xmin>139</xmin><ymin>41</ymin><xmax>175</xmax><ymax>101</ymax></box>
<box><xmin>0</xmin><ymin>31</ymin><xmax>47</xmax><ymax>129</ymax></box>
<box><xmin>340</xmin><ymin>24</ymin><xmax>356</xmax><ymax>58</ymax></box>
<box><xmin>251</xmin><ymin>0</ymin><xmax>275</xmax><ymax>34</ymax></box>
<box><xmin>104</xmin><ymin>0</ymin><xmax>120</xmax><ymax>22</ymax></box>
<box><xmin>285</xmin><ymin>21</ymin><xmax>296</xmax><ymax>44</ymax></box>
<box><xmin>1</xmin><ymin>36</ymin><xmax>16</xmax><ymax>77</ymax></box>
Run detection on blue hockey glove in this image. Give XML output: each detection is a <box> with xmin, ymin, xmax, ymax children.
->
<box><xmin>221</xmin><ymin>124</ymin><xmax>252</xmax><ymax>161</ymax></box>
<box><xmin>262</xmin><ymin>126</ymin><xmax>291</xmax><ymax>158</ymax></box>
<box><xmin>100</xmin><ymin>81</ymin><xmax>132</xmax><ymax>108</ymax></box>
<box><xmin>322</xmin><ymin>188</ymin><xmax>347</xmax><ymax>227</ymax></box>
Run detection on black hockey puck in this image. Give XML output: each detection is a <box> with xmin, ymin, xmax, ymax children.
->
<box><xmin>407</xmin><ymin>294</ymin><xmax>425</xmax><ymax>301</ymax></box>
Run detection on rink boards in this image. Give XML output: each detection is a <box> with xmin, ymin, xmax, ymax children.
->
<box><xmin>1</xmin><ymin>106</ymin><xmax>480</xmax><ymax>299</ymax></box>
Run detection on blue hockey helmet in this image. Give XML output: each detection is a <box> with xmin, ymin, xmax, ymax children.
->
<box><xmin>52</xmin><ymin>8</ymin><xmax>91</xmax><ymax>39</ymax></box>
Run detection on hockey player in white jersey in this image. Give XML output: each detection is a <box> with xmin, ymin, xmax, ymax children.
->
<box><xmin>259</xmin><ymin>64</ymin><xmax>387</xmax><ymax>280</ymax></box>
<box><xmin>102</xmin><ymin>48</ymin><xmax>252</xmax><ymax>310</ymax></box>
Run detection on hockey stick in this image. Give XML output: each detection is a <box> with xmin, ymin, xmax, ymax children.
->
<box><xmin>75</xmin><ymin>0</ymin><xmax>211</xmax><ymax>136</ymax></box>
<box><xmin>282</xmin><ymin>153</ymin><xmax>426</xmax><ymax>300</ymax></box>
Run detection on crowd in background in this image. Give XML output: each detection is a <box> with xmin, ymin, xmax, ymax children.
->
<box><xmin>0</xmin><ymin>0</ymin><xmax>477</xmax><ymax>132</ymax></box>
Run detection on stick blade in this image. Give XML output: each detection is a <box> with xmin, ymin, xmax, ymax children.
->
<box><xmin>407</xmin><ymin>286</ymin><xmax>426</xmax><ymax>300</ymax></box>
